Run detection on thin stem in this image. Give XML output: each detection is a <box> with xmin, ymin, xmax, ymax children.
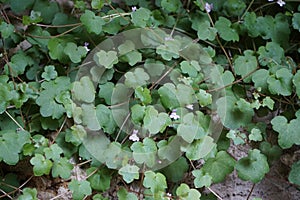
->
<box><xmin>241</xmin><ymin>0</ymin><xmax>255</xmax><ymax>20</ymax></box>
<box><xmin>26</xmin><ymin>24</ymin><xmax>82</xmax><ymax>39</ymax></box>
<box><xmin>246</xmin><ymin>183</ymin><xmax>256</xmax><ymax>200</ymax></box>
<box><xmin>207</xmin><ymin>67</ymin><xmax>258</xmax><ymax>92</ymax></box>
<box><xmin>207</xmin><ymin>187</ymin><xmax>223</xmax><ymax>200</ymax></box>
<box><xmin>115</xmin><ymin>113</ymin><xmax>131</xmax><ymax>142</ymax></box>
<box><xmin>200</xmin><ymin>0</ymin><xmax>234</xmax><ymax>73</ymax></box>
<box><xmin>0</xmin><ymin>189</ymin><xmax>13</xmax><ymax>199</ymax></box>
<box><xmin>34</xmin><ymin>23</ymin><xmax>82</xmax><ymax>28</ymax></box>
<box><xmin>5</xmin><ymin>111</ymin><xmax>24</xmax><ymax>131</ymax></box>
<box><xmin>51</xmin><ymin>116</ymin><xmax>67</xmax><ymax>144</ymax></box>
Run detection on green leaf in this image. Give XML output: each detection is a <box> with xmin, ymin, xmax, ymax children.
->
<box><xmin>44</xmin><ymin>144</ymin><xmax>63</xmax><ymax>160</ymax></box>
<box><xmin>243</xmin><ymin>12</ymin><xmax>259</xmax><ymax>37</ymax></box>
<box><xmin>118</xmin><ymin>40</ymin><xmax>142</xmax><ymax>66</ymax></box>
<box><xmin>293</xmin><ymin>70</ymin><xmax>300</xmax><ymax>98</ymax></box>
<box><xmin>94</xmin><ymin>50</ymin><xmax>118</xmax><ymax>69</ymax></box>
<box><xmin>41</xmin><ymin>65</ymin><xmax>57</xmax><ymax>81</ymax></box>
<box><xmin>191</xmin><ymin>13</ymin><xmax>217</xmax><ymax>41</ymax></box>
<box><xmin>0</xmin><ymin>22</ymin><xmax>15</xmax><ymax>39</ymax></box>
<box><xmin>117</xmin><ymin>187</ymin><xmax>138</xmax><ymax>200</ymax></box>
<box><xmin>236</xmin><ymin>149</ymin><xmax>269</xmax><ymax>183</ymax></box>
<box><xmin>215</xmin><ymin>17</ymin><xmax>239</xmax><ymax>42</ymax></box>
<box><xmin>144</xmin><ymin>59</ymin><xmax>166</xmax><ymax>77</ymax></box>
<box><xmin>18</xmin><ymin>188</ymin><xmax>38</xmax><ymax>200</ymax></box>
<box><xmin>52</xmin><ymin>157</ymin><xmax>73</xmax><ymax>179</ymax></box>
<box><xmin>226</xmin><ymin>129</ymin><xmax>246</xmax><ymax>145</ymax></box>
<box><xmin>10</xmin><ymin>0</ymin><xmax>34</xmax><ymax>13</ymax></box>
<box><xmin>96</xmin><ymin>104</ymin><xmax>117</xmax><ymax>134</ymax></box>
<box><xmin>131</xmin><ymin>7</ymin><xmax>151</xmax><ymax>27</ymax></box>
<box><xmin>249</xmin><ymin>128</ymin><xmax>263</xmax><ymax>142</ymax></box>
<box><xmin>252</xmin><ymin>69</ymin><xmax>269</xmax><ymax>91</ymax></box>
<box><xmin>223</xmin><ymin>0</ymin><xmax>246</xmax><ymax>16</ymax></box>
<box><xmin>92</xmin><ymin>194</ymin><xmax>109</xmax><ymax>200</ymax></box>
<box><xmin>30</xmin><ymin>154</ymin><xmax>53</xmax><ymax>176</ymax></box>
<box><xmin>192</xmin><ymin>169</ymin><xmax>212</xmax><ymax>188</ymax></box>
<box><xmin>158</xmin><ymin>83</ymin><xmax>195</xmax><ymax>110</ymax></box>
<box><xmin>48</xmin><ymin>38</ymin><xmax>68</xmax><ymax>62</ymax></box>
<box><xmin>22</xmin><ymin>10</ymin><xmax>43</xmax><ymax>25</ymax></box>
<box><xmin>259</xmin><ymin>141</ymin><xmax>282</xmax><ymax>163</ymax></box>
<box><xmin>131</xmin><ymin>104</ymin><xmax>145</xmax><ymax>124</ymax></box>
<box><xmin>91</xmin><ymin>0</ymin><xmax>105</xmax><ymax>9</ymax></box>
<box><xmin>80</xmin><ymin>10</ymin><xmax>105</xmax><ymax>34</ymax></box>
<box><xmin>103</xmin><ymin>142</ymin><xmax>124</xmax><ymax>169</ymax></box>
<box><xmin>131</xmin><ymin>137</ymin><xmax>157</xmax><ymax>167</ymax></box>
<box><xmin>118</xmin><ymin>164</ymin><xmax>140</xmax><ymax>183</ymax></box>
<box><xmin>185</xmin><ymin>136</ymin><xmax>216</xmax><ymax>160</ymax></box>
<box><xmin>99</xmin><ymin>82</ymin><xmax>114</xmax><ymax>105</ymax></box>
<box><xmin>196</xmin><ymin>89</ymin><xmax>212</xmax><ymax>107</ymax></box>
<box><xmin>234</xmin><ymin>50</ymin><xmax>257</xmax><ymax>82</ymax></box>
<box><xmin>271</xmin><ymin>113</ymin><xmax>300</xmax><ymax>149</ymax></box>
<box><xmin>180</xmin><ymin>60</ymin><xmax>201</xmax><ymax>78</ymax></box>
<box><xmin>143</xmin><ymin>106</ymin><xmax>171</xmax><ymax>134</ymax></box>
<box><xmin>135</xmin><ymin>86</ymin><xmax>152</xmax><ymax>104</ymax></box>
<box><xmin>160</xmin><ymin>157</ymin><xmax>189</xmax><ymax>183</ymax></box>
<box><xmin>87</xmin><ymin>167</ymin><xmax>111</xmax><ymax>191</ymax></box>
<box><xmin>0</xmin><ymin>130</ymin><xmax>31</xmax><ymax>165</ymax></box>
<box><xmin>69</xmin><ymin>180</ymin><xmax>92</xmax><ymax>200</ymax></box>
<box><xmin>156</xmin><ymin>38</ymin><xmax>181</xmax><ymax>61</ymax></box>
<box><xmin>36</xmin><ymin>77</ymin><xmax>70</xmax><ymax>119</ymax></box>
<box><xmin>124</xmin><ymin>68</ymin><xmax>150</xmax><ymax>89</ymax></box>
<box><xmin>65</xmin><ymin>125</ymin><xmax>87</xmax><ymax>146</ymax></box>
<box><xmin>4</xmin><ymin>52</ymin><xmax>34</xmax><ymax>77</ymax></box>
<box><xmin>267</xmin><ymin>68</ymin><xmax>293</xmax><ymax>96</ymax></box>
<box><xmin>161</xmin><ymin>0</ymin><xmax>182</xmax><ymax>13</ymax></box>
<box><xmin>52</xmin><ymin>13</ymin><xmax>77</xmax><ymax>33</ymax></box>
<box><xmin>64</xmin><ymin>42</ymin><xmax>88</xmax><ymax>63</ymax></box>
<box><xmin>121</xmin><ymin>51</ymin><xmax>142</xmax><ymax>66</ymax></box>
<box><xmin>292</xmin><ymin>13</ymin><xmax>300</xmax><ymax>32</ymax></box>
<box><xmin>201</xmin><ymin>151</ymin><xmax>235</xmax><ymax>183</ymax></box>
<box><xmin>177</xmin><ymin>113</ymin><xmax>205</xmax><ymax>143</ymax></box>
<box><xmin>258</xmin><ymin>42</ymin><xmax>284</xmax><ymax>66</ymax></box>
<box><xmin>32</xmin><ymin>0</ymin><xmax>59</xmax><ymax>24</ymax></box>
<box><xmin>262</xmin><ymin>96</ymin><xmax>274</xmax><ymax>110</ymax></box>
<box><xmin>143</xmin><ymin>171</ymin><xmax>167</xmax><ymax>194</ymax></box>
<box><xmin>288</xmin><ymin>160</ymin><xmax>300</xmax><ymax>185</ymax></box>
<box><xmin>72</xmin><ymin>76</ymin><xmax>95</xmax><ymax>103</ymax></box>
<box><xmin>216</xmin><ymin>96</ymin><xmax>254</xmax><ymax>129</ymax></box>
<box><xmin>176</xmin><ymin>183</ymin><xmax>201</xmax><ymax>200</ymax></box>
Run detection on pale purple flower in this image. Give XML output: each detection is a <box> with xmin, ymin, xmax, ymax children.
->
<box><xmin>268</xmin><ymin>0</ymin><xmax>285</xmax><ymax>6</ymax></box>
<box><xmin>170</xmin><ymin>109</ymin><xmax>180</xmax><ymax>120</ymax></box>
<box><xmin>186</xmin><ymin>104</ymin><xmax>194</xmax><ymax>110</ymax></box>
<box><xmin>205</xmin><ymin>3</ymin><xmax>213</xmax><ymax>13</ymax></box>
<box><xmin>84</xmin><ymin>42</ymin><xmax>90</xmax><ymax>52</ymax></box>
<box><xmin>277</xmin><ymin>0</ymin><xmax>285</xmax><ymax>6</ymax></box>
<box><xmin>131</xmin><ymin>6</ymin><xmax>137</xmax><ymax>12</ymax></box>
<box><xmin>129</xmin><ymin>129</ymin><xmax>139</xmax><ymax>142</ymax></box>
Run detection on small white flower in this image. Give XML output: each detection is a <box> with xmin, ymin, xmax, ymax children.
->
<box><xmin>165</xmin><ymin>36</ymin><xmax>174</xmax><ymax>41</ymax></box>
<box><xmin>186</xmin><ymin>104</ymin><xmax>194</xmax><ymax>110</ymax></box>
<box><xmin>131</xmin><ymin>6</ymin><xmax>137</xmax><ymax>12</ymax></box>
<box><xmin>170</xmin><ymin>109</ymin><xmax>180</xmax><ymax>120</ymax></box>
<box><xmin>129</xmin><ymin>129</ymin><xmax>139</xmax><ymax>142</ymax></box>
<box><xmin>84</xmin><ymin>42</ymin><xmax>90</xmax><ymax>52</ymax></box>
<box><xmin>268</xmin><ymin>0</ymin><xmax>274</xmax><ymax>1</ymax></box>
<box><xmin>205</xmin><ymin>3</ymin><xmax>213</xmax><ymax>13</ymax></box>
<box><xmin>166</xmin><ymin>193</ymin><xmax>172</xmax><ymax>200</ymax></box>
<box><xmin>276</xmin><ymin>0</ymin><xmax>285</xmax><ymax>6</ymax></box>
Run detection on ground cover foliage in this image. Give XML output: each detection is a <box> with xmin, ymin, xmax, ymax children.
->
<box><xmin>1</xmin><ymin>0</ymin><xmax>300</xmax><ymax>199</ymax></box>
